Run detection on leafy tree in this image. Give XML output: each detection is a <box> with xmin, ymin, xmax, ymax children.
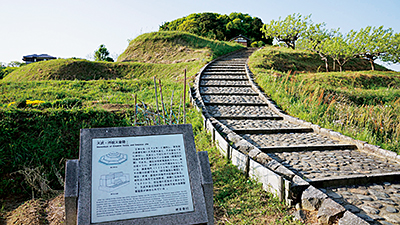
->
<box><xmin>159</xmin><ymin>12</ymin><xmax>272</xmax><ymax>44</ymax></box>
<box><xmin>382</xmin><ymin>32</ymin><xmax>400</xmax><ymax>64</ymax></box>
<box><xmin>261</xmin><ymin>13</ymin><xmax>311</xmax><ymax>49</ymax></box>
<box><xmin>300</xmin><ymin>23</ymin><xmax>334</xmax><ymax>72</ymax></box>
<box><xmin>8</xmin><ymin>61</ymin><xmax>24</xmax><ymax>67</ymax></box>
<box><xmin>354</xmin><ymin>26</ymin><xmax>394</xmax><ymax>71</ymax></box>
<box><xmin>324</xmin><ymin>30</ymin><xmax>358</xmax><ymax>72</ymax></box>
<box><xmin>94</xmin><ymin>44</ymin><xmax>114</xmax><ymax>62</ymax></box>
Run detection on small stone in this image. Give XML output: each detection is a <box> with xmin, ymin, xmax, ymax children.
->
<box><xmin>369</xmin><ymin>189</ymin><xmax>390</xmax><ymax>199</ymax></box>
<box><xmin>327</xmin><ymin>191</ymin><xmax>342</xmax><ymax>199</ymax></box>
<box><xmin>369</xmin><ymin>214</ymin><xmax>384</xmax><ymax>221</ymax></box>
<box><xmin>344</xmin><ymin>204</ymin><xmax>360</xmax><ymax>213</ymax></box>
<box><xmin>367</xmin><ymin>202</ymin><xmax>383</xmax><ymax>209</ymax></box>
<box><xmin>391</xmin><ymin>184</ymin><xmax>400</xmax><ymax>189</ymax></box>
<box><xmin>360</xmin><ymin>205</ymin><xmax>380</xmax><ymax>214</ymax></box>
<box><xmin>383</xmin><ymin>213</ymin><xmax>400</xmax><ymax>224</ymax></box>
<box><xmin>338</xmin><ymin>211</ymin><xmax>369</xmax><ymax>225</ymax></box>
<box><xmin>317</xmin><ymin>198</ymin><xmax>346</xmax><ymax>225</ymax></box>
<box><xmin>350</xmin><ymin>188</ymin><xmax>369</xmax><ymax>195</ymax></box>
<box><xmin>385</xmin><ymin>206</ymin><xmax>398</xmax><ymax>213</ymax></box>
<box><xmin>345</xmin><ymin>197</ymin><xmax>363</xmax><ymax>205</ymax></box>
<box><xmin>301</xmin><ymin>186</ymin><xmax>328</xmax><ymax>211</ymax></box>
<box><xmin>384</xmin><ymin>182</ymin><xmax>392</xmax><ymax>186</ymax></box>
<box><xmin>341</xmin><ymin>191</ymin><xmax>352</xmax><ymax>196</ymax></box>
<box><xmin>295</xmin><ymin>203</ymin><xmax>301</xmax><ymax>210</ymax></box>
<box><xmin>380</xmin><ymin>221</ymin><xmax>394</xmax><ymax>225</ymax></box>
<box><xmin>356</xmin><ymin>213</ymin><xmax>374</xmax><ymax>222</ymax></box>
<box><xmin>379</xmin><ymin>198</ymin><xmax>398</xmax><ymax>205</ymax></box>
<box><xmin>292</xmin><ymin>210</ymin><xmax>306</xmax><ymax>222</ymax></box>
<box><xmin>357</xmin><ymin>195</ymin><xmax>373</xmax><ymax>201</ymax></box>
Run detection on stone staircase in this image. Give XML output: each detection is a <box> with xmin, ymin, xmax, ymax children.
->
<box><xmin>191</xmin><ymin>48</ymin><xmax>400</xmax><ymax>225</ymax></box>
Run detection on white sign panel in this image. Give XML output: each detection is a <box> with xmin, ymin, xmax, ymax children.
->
<box><xmin>91</xmin><ymin>134</ymin><xmax>194</xmax><ymax>223</ymax></box>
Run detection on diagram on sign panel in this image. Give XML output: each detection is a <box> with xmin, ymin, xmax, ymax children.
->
<box><xmin>99</xmin><ymin>152</ymin><xmax>128</xmax><ymax>165</ymax></box>
<box><xmin>99</xmin><ymin>171</ymin><xmax>130</xmax><ymax>192</ymax></box>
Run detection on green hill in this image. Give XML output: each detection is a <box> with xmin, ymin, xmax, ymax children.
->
<box><xmin>3</xmin><ymin>31</ymin><xmax>243</xmax><ymax>82</ymax></box>
<box><xmin>249</xmin><ymin>46</ymin><xmax>400</xmax><ymax>152</ymax></box>
<box><xmin>118</xmin><ymin>31</ymin><xmax>243</xmax><ymax>63</ymax></box>
<box><xmin>250</xmin><ymin>46</ymin><xmax>388</xmax><ymax>73</ymax></box>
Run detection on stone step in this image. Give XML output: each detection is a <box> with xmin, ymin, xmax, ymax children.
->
<box><xmin>205</xmin><ymin>69</ymin><xmax>246</xmax><ymax>73</ymax></box>
<box><xmin>270</xmin><ymin>148</ymin><xmax>400</xmax><ymax>181</ymax></box>
<box><xmin>202</xmin><ymin>95</ymin><xmax>264</xmax><ymax>104</ymax></box>
<box><xmin>204</xmin><ymin>102</ymin><xmax>269</xmax><ymax>106</ymax></box>
<box><xmin>241</xmin><ymin>132</ymin><xmax>342</xmax><ymax>148</ymax></box>
<box><xmin>233</xmin><ymin>127</ymin><xmax>313</xmax><ymax>134</ymax></box>
<box><xmin>201</xmin><ymin>92</ymin><xmax>259</xmax><ymax>96</ymax></box>
<box><xmin>201</xmin><ymin>75</ymin><xmax>248</xmax><ymax>80</ymax></box>
<box><xmin>202</xmin><ymin>71</ymin><xmax>246</xmax><ymax>75</ymax></box>
<box><xmin>219</xmin><ymin>119</ymin><xmax>299</xmax><ymax>130</ymax></box>
<box><xmin>207</xmin><ymin>65</ymin><xmax>244</xmax><ymax>69</ymax></box>
<box><xmin>200</xmin><ymin>80</ymin><xmax>250</xmax><ymax>86</ymax></box>
<box><xmin>206</xmin><ymin>105</ymin><xmax>279</xmax><ymax>117</ymax></box>
<box><xmin>214</xmin><ymin>115</ymin><xmax>283</xmax><ymax>120</ymax></box>
<box><xmin>199</xmin><ymin>87</ymin><xmax>256</xmax><ymax>95</ymax></box>
<box><xmin>260</xmin><ymin>144</ymin><xmax>357</xmax><ymax>152</ymax></box>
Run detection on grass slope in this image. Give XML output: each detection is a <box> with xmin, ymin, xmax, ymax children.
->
<box><xmin>118</xmin><ymin>31</ymin><xmax>243</xmax><ymax>63</ymax></box>
<box><xmin>252</xmin><ymin>46</ymin><xmax>387</xmax><ymax>73</ymax></box>
<box><xmin>249</xmin><ymin>46</ymin><xmax>400</xmax><ymax>152</ymax></box>
<box><xmin>4</xmin><ymin>31</ymin><xmax>243</xmax><ymax>82</ymax></box>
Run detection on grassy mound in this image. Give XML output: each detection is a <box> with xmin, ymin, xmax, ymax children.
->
<box><xmin>4</xmin><ymin>31</ymin><xmax>243</xmax><ymax>82</ymax></box>
<box><xmin>0</xmin><ymin>31</ymin><xmax>244</xmax><ymax>197</ymax></box>
<box><xmin>3</xmin><ymin>59</ymin><xmax>201</xmax><ymax>82</ymax></box>
<box><xmin>118</xmin><ymin>31</ymin><xmax>243</xmax><ymax>63</ymax></box>
<box><xmin>249</xmin><ymin>47</ymin><xmax>400</xmax><ymax>153</ymax></box>
<box><xmin>251</xmin><ymin>46</ymin><xmax>388</xmax><ymax>73</ymax></box>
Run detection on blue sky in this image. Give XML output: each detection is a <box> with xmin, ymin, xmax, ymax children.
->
<box><xmin>1</xmin><ymin>0</ymin><xmax>399</xmax><ymax>70</ymax></box>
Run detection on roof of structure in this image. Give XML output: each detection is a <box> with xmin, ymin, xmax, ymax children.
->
<box><xmin>23</xmin><ymin>54</ymin><xmax>57</xmax><ymax>59</ymax></box>
<box><xmin>229</xmin><ymin>34</ymin><xmax>251</xmax><ymax>42</ymax></box>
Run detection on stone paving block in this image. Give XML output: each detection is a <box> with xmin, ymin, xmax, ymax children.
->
<box><xmin>301</xmin><ymin>186</ymin><xmax>328</xmax><ymax>211</ymax></box>
<box><xmin>317</xmin><ymin>198</ymin><xmax>346</xmax><ymax>225</ymax></box>
<box><xmin>338</xmin><ymin>211</ymin><xmax>369</xmax><ymax>225</ymax></box>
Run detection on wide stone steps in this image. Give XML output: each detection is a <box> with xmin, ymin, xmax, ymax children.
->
<box><xmin>193</xmin><ymin>48</ymin><xmax>400</xmax><ymax>224</ymax></box>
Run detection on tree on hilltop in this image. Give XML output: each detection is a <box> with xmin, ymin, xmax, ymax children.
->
<box><xmin>159</xmin><ymin>12</ymin><xmax>272</xmax><ymax>45</ymax></box>
<box><xmin>261</xmin><ymin>13</ymin><xmax>311</xmax><ymax>49</ymax></box>
<box><xmin>381</xmin><ymin>32</ymin><xmax>400</xmax><ymax>65</ymax></box>
<box><xmin>300</xmin><ymin>23</ymin><xmax>335</xmax><ymax>72</ymax></box>
<box><xmin>354</xmin><ymin>26</ymin><xmax>394</xmax><ymax>71</ymax></box>
<box><xmin>94</xmin><ymin>44</ymin><xmax>114</xmax><ymax>62</ymax></box>
<box><xmin>324</xmin><ymin>30</ymin><xmax>359</xmax><ymax>72</ymax></box>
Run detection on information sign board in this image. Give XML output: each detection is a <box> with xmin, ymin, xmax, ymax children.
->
<box><xmin>91</xmin><ymin>134</ymin><xmax>194</xmax><ymax>223</ymax></box>
<box><xmin>77</xmin><ymin>125</ymin><xmax>208</xmax><ymax>225</ymax></box>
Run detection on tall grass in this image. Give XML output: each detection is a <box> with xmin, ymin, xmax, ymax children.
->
<box><xmin>249</xmin><ymin>48</ymin><xmax>400</xmax><ymax>153</ymax></box>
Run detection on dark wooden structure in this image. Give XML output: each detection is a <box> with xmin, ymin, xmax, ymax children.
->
<box><xmin>229</xmin><ymin>34</ymin><xmax>252</xmax><ymax>47</ymax></box>
<box><xmin>22</xmin><ymin>54</ymin><xmax>57</xmax><ymax>64</ymax></box>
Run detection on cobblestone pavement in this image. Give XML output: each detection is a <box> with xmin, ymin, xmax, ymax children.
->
<box><xmin>206</xmin><ymin>105</ymin><xmax>278</xmax><ymax>117</ymax></box>
<box><xmin>325</xmin><ymin>182</ymin><xmax>400</xmax><ymax>225</ymax></box>
<box><xmin>269</xmin><ymin>150</ymin><xmax>400</xmax><ymax>179</ymax></box>
<box><xmin>242</xmin><ymin>132</ymin><xmax>340</xmax><ymax>147</ymax></box>
<box><xmin>219</xmin><ymin>119</ymin><xmax>300</xmax><ymax>130</ymax></box>
<box><xmin>195</xmin><ymin>48</ymin><xmax>400</xmax><ymax>224</ymax></box>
